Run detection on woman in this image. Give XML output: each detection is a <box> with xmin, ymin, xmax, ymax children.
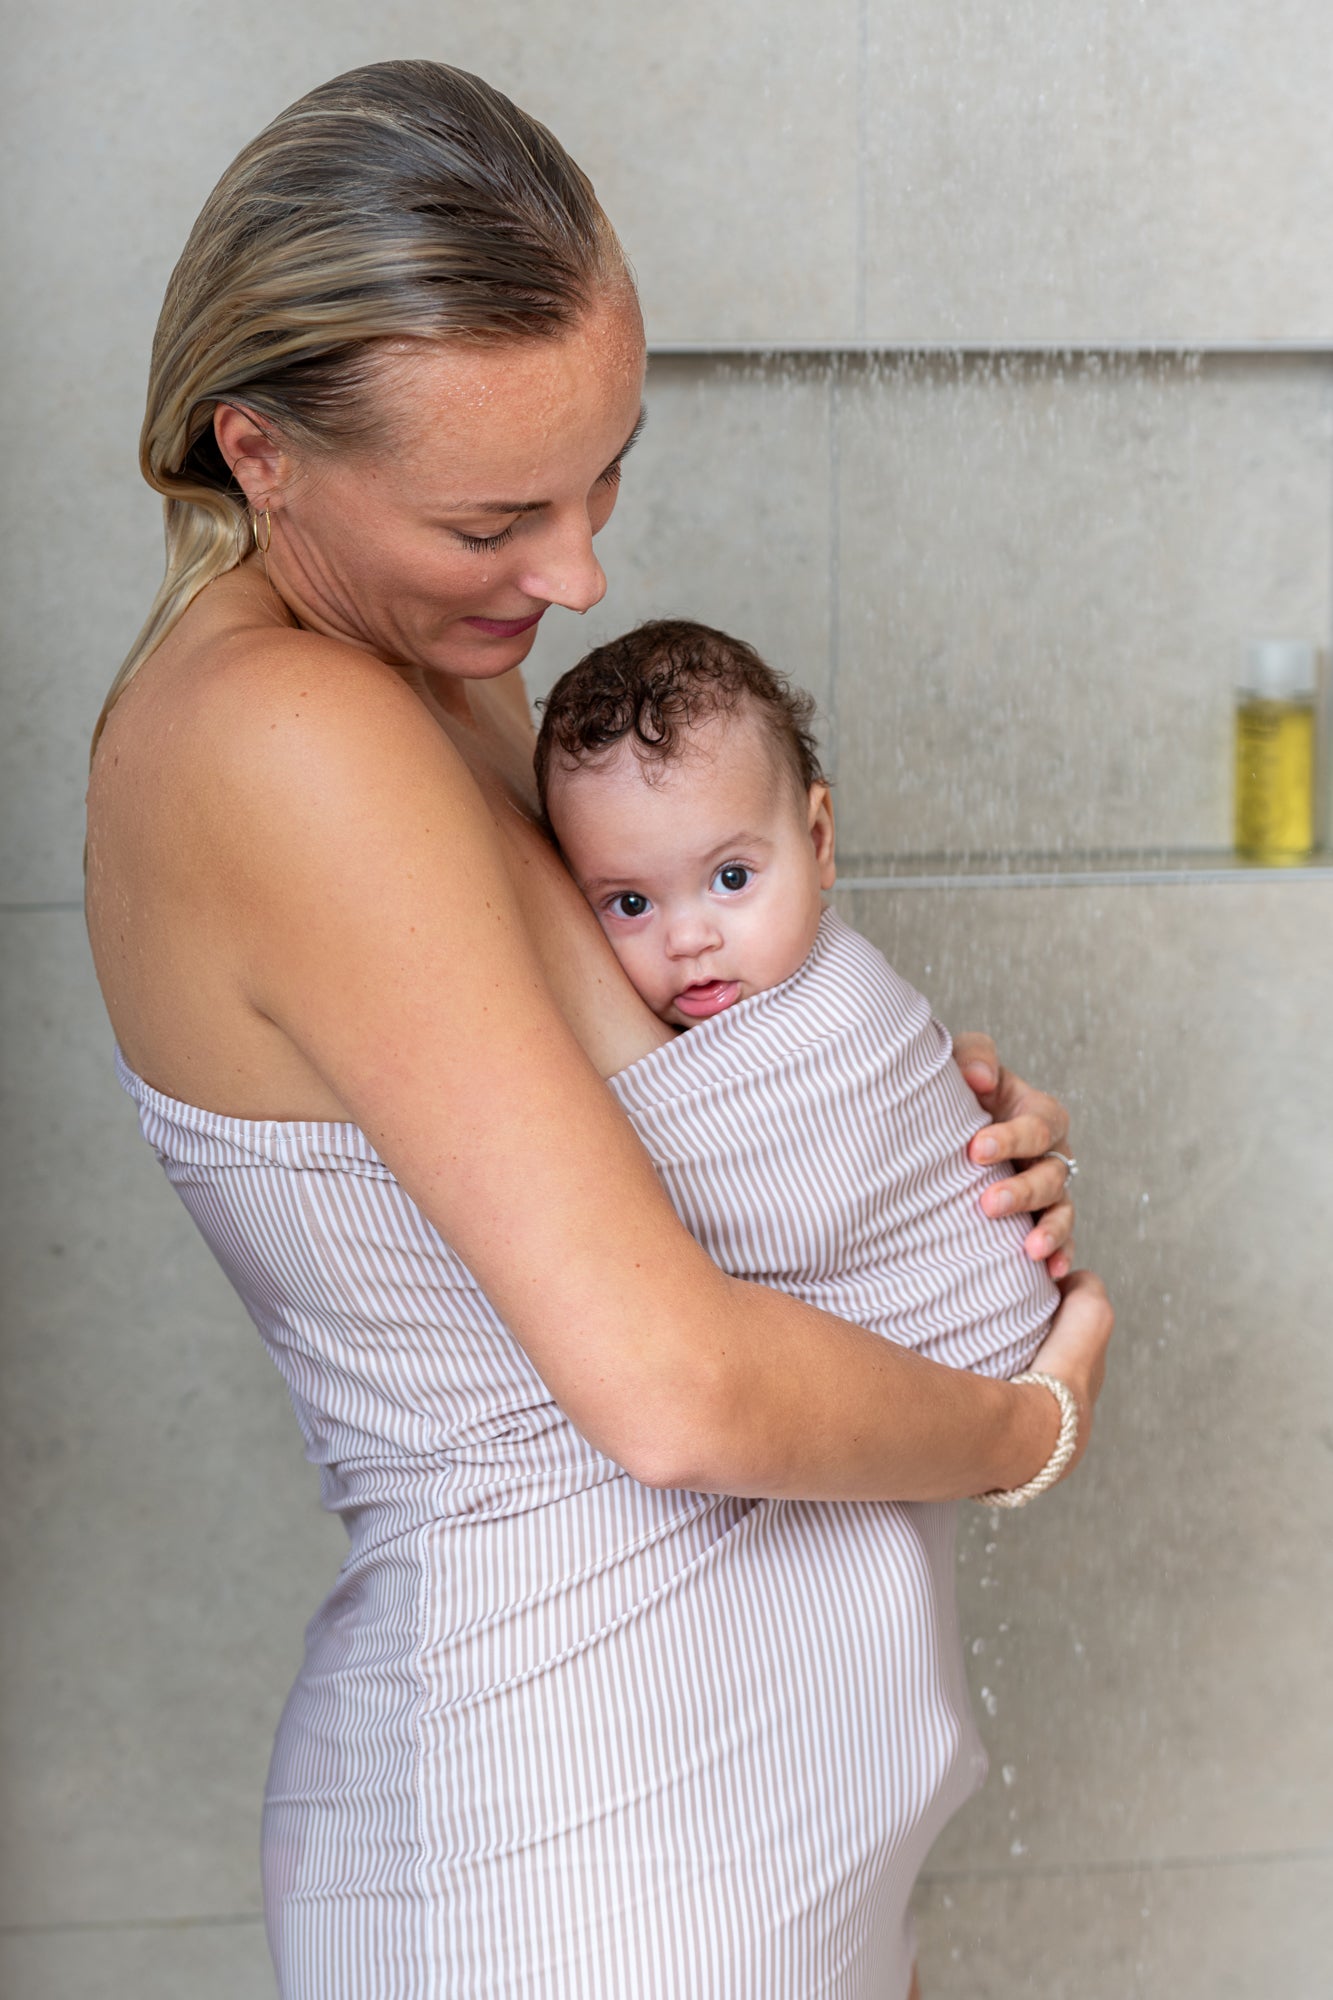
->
<box><xmin>85</xmin><ymin>61</ymin><xmax>1111</xmax><ymax>2000</ymax></box>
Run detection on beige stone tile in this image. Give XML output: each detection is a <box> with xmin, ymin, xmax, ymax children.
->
<box><xmin>451</xmin><ymin>1</ymin><xmax>863</xmax><ymax>344</ymax></box>
<box><xmin>832</xmin><ymin>353</ymin><xmax>1333</xmax><ymax>860</ymax></box>
<box><xmin>913</xmin><ymin>1852</ymin><xmax>1333</xmax><ymax>2000</ymax></box>
<box><xmin>837</xmin><ymin>879</ymin><xmax>1333</xmax><ymax>1875</ymax></box>
<box><xmin>0</xmin><ymin>1920</ymin><xmax>274</xmax><ymax>2000</ymax></box>
<box><xmin>5</xmin><ymin>1</ymin><xmax>861</xmax><ymax>357</ymax></box>
<box><xmin>523</xmin><ymin>355</ymin><xmax>835</xmax><ymax>735</ymax></box>
<box><xmin>0</xmin><ymin>912</ymin><xmax>344</xmax><ymax>1924</ymax></box>
<box><xmin>864</xmin><ymin>1</ymin><xmax>1333</xmax><ymax>344</ymax></box>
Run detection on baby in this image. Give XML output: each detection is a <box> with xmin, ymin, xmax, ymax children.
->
<box><xmin>536</xmin><ymin>618</ymin><xmax>836</xmax><ymax>1031</ymax></box>
<box><xmin>535</xmin><ymin>616</ymin><xmax>1059</xmax><ymax>1386</ymax></box>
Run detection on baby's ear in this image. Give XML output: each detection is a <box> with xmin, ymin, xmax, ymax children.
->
<box><xmin>808</xmin><ymin>782</ymin><xmax>837</xmax><ymax>889</ymax></box>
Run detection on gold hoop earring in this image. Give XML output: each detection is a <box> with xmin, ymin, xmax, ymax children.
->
<box><xmin>251</xmin><ymin>507</ymin><xmax>272</xmax><ymax>555</ymax></box>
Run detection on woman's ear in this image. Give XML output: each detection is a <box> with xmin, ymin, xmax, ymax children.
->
<box><xmin>807</xmin><ymin>782</ymin><xmax>837</xmax><ymax>890</ymax></box>
<box><xmin>212</xmin><ymin>402</ymin><xmax>288</xmax><ymax>511</ymax></box>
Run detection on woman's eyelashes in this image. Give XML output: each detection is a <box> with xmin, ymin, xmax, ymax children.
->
<box><xmin>451</xmin><ymin>463</ymin><xmax>626</xmax><ymax>554</ymax></box>
<box><xmin>453</xmin><ymin>524</ymin><xmax>517</xmax><ymax>553</ymax></box>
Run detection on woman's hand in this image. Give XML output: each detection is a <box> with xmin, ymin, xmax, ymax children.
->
<box><xmin>953</xmin><ymin>1033</ymin><xmax>1076</xmax><ymax>1280</ymax></box>
<box><xmin>1024</xmin><ymin>1269</ymin><xmax>1113</xmax><ymax>1484</ymax></box>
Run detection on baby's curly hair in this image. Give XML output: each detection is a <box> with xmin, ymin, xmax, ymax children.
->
<box><xmin>534</xmin><ymin>618</ymin><xmax>826</xmax><ymax>815</ymax></box>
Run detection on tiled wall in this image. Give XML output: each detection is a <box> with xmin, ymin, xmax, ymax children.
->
<box><xmin>3</xmin><ymin>6</ymin><xmax>1331</xmax><ymax>1996</ymax></box>
<box><xmin>526</xmin><ymin>352</ymin><xmax>1333</xmax><ymax>860</ymax></box>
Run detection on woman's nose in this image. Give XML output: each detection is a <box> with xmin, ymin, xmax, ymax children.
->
<box><xmin>518</xmin><ymin>512</ymin><xmax>607</xmax><ymax>614</ymax></box>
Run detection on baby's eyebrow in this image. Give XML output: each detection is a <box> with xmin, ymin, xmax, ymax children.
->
<box><xmin>441</xmin><ymin>407</ymin><xmax>648</xmax><ymax>517</ymax></box>
<box><xmin>580</xmin><ymin>870</ymin><xmax>643</xmax><ymax>893</ymax></box>
<box><xmin>703</xmin><ymin>831</ymin><xmax>775</xmax><ymax>860</ymax></box>
<box><xmin>581</xmin><ymin>830</ymin><xmax>775</xmax><ymax>892</ymax></box>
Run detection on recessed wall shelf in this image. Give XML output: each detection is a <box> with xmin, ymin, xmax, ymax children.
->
<box><xmin>836</xmin><ymin>850</ymin><xmax>1333</xmax><ymax>891</ymax></box>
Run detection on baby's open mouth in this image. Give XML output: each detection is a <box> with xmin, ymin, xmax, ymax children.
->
<box><xmin>674</xmin><ymin>980</ymin><xmax>742</xmax><ymax>1020</ymax></box>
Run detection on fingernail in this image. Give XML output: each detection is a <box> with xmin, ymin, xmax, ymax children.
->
<box><xmin>987</xmin><ymin>1187</ymin><xmax>1013</xmax><ymax>1214</ymax></box>
<box><xmin>1029</xmin><ymin>1232</ymin><xmax>1051</xmax><ymax>1258</ymax></box>
<box><xmin>974</xmin><ymin>1137</ymin><xmax>997</xmax><ymax>1161</ymax></box>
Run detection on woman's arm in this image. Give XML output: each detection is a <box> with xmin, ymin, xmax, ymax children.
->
<box><xmin>211</xmin><ymin>643</ymin><xmax>1109</xmax><ymax>1502</ymax></box>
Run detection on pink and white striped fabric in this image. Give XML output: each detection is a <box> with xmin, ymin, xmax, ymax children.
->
<box><xmin>117</xmin><ymin>909</ymin><xmax>1054</xmax><ymax>1999</ymax></box>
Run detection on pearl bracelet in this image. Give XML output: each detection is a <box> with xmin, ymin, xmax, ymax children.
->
<box><xmin>975</xmin><ymin>1371</ymin><xmax>1080</xmax><ymax>1509</ymax></box>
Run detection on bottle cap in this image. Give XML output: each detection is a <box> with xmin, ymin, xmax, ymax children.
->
<box><xmin>1242</xmin><ymin>639</ymin><xmax>1317</xmax><ymax>699</ymax></box>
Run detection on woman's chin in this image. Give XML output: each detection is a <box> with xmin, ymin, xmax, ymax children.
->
<box><xmin>430</xmin><ymin>622</ymin><xmax>544</xmax><ymax>679</ymax></box>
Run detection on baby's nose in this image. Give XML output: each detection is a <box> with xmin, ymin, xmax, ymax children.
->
<box><xmin>664</xmin><ymin>909</ymin><xmax>722</xmax><ymax>958</ymax></box>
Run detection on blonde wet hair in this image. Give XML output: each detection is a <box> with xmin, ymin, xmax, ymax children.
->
<box><xmin>94</xmin><ymin>59</ymin><xmax>630</xmax><ymax>752</ymax></box>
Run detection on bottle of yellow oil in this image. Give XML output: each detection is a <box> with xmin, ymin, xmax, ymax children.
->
<box><xmin>1234</xmin><ymin>640</ymin><xmax>1317</xmax><ymax>864</ymax></box>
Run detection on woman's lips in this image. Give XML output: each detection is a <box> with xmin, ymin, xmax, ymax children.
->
<box><xmin>463</xmin><ymin>609</ymin><xmax>546</xmax><ymax>638</ymax></box>
<box><xmin>673</xmin><ymin>980</ymin><xmax>741</xmax><ymax>1020</ymax></box>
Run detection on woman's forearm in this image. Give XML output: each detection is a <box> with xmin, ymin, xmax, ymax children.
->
<box><xmin>624</xmin><ymin>1275</ymin><xmax>1067</xmax><ymax>1502</ymax></box>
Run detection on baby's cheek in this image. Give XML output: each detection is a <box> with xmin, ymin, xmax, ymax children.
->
<box><xmin>749</xmin><ymin>899</ymin><xmax>819</xmax><ymax>990</ymax></box>
<box><xmin>607</xmin><ymin>928</ymin><xmax>668</xmax><ymax>1011</ymax></box>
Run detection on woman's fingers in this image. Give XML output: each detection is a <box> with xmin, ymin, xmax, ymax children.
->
<box><xmin>968</xmin><ymin>1105</ymin><xmax>1067</xmax><ymax>1169</ymax></box>
<box><xmin>962</xmin><ymin>1052</ymin><xmax>1070</xmax><ymax>1160</ymax></box>
<box><xmin>981</xmin><ymin>1160</ymin><xmax>1074</xmax><ymax>1227</ymax></box>
<box><xmin>952</xmin><ymin>1030</ymin><xmax>999</xmax><ymax>1095</ymax></box>
<box><xmin>1028</xmin><ymin>1269</ymin><xmax>1114</xmax><ymax>1476</ymax></box>
<box><xmin>957</xmin><ymin>1054</ymin><xmax>1077</xmax><ymax>1269</ymax></box>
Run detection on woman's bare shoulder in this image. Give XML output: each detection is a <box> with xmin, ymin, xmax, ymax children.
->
<box><xmin>87</xmin><ymin>589</ymin><xmax>486</xmax><ymax>1102</ymax></box>
<box><xmin>99</xmin><ymin>601</ymin><xmax>466</xmax><ymax>846</ymax></box>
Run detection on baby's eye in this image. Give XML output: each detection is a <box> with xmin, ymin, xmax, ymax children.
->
<box><xmin>712</xmin><ymin>864</ymin><xmax>752</xmax><ymax>894</ymax></box>
<box><xmin>608</xmin><ymin>891</ymin><xmax>651</xmax><ymax>918</ymax></box>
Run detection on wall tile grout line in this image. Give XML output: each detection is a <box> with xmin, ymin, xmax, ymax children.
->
<box><xmin>0</xmin><ymin>1913</ymin><xmax>265</xmax><ymax>1937</ymax></box>
<box><xmin>840</xmin><ymin>866</ymin><xmax>1333</xmax><ymax>891</ymax></box>
<box><xmin>1323</xmin><ymin>363</ymin><xmax>1333</xmax><ymax>851</ymax></box>
<box><xmin>826</xmin><ymin>369</ymin><xmax>843</xmax><ymax>784</ymax></box>
<box><xmin>0</xmin><ymin>901</ymin><xmax>84</xmax><ymax>913</ymax></box>
<box><xmin>854</xmin><ymin>0</ymin><xmax>868</xmax><ymax>342</ymax></box>
<box><xmin>920</xmin><ymin>1840</ymin><xmax>1333</xmax><ymax>1887</ymax></box>
<box><xmin>647</xmin><ymin>339</ymin><xmax>1333</xmax><ymax>356</ymax></box>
